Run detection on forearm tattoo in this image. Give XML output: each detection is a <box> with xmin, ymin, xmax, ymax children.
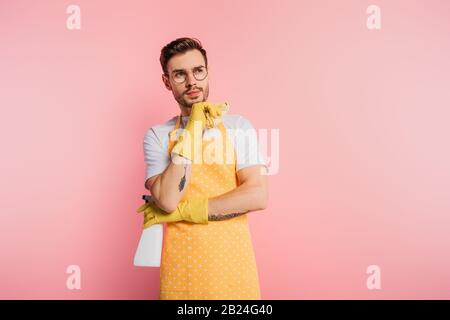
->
<box><xmin>209</xmin><ymin>212</ymin><xmax>247</xmax><ymax>221</ymax></box>
<box><xmin>178</xmin><ymin>164</ymin><xmax>187</xmax><ymax>192</ymax></box>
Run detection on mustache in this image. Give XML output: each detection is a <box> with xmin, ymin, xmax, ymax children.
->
<box><xmin>185</xmin><ymin>88</ymin><xmax>202</xmax><ymax>94</ymax></box>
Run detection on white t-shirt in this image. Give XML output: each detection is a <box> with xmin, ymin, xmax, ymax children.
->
<box><xmin>143</xmin><ymin>114</ymin><xmax>268</xmax><ymax>181</ymax></box>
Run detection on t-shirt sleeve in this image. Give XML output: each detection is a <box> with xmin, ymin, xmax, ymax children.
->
<box><xmin>234</xmin><ymin>115</ymin><xmax>269</xmax><ymax>173</ymax></box>
<box><xmin>143</xmin><ymin>127</ymin><xmax>170</xmax><ymax>181</ymax></box>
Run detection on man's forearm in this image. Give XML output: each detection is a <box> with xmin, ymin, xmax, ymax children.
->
<box><xmin>207</xmin><ymin>183</ymin><xmax>268</xmax><ymax>221</ymax></box>
<box><xmin>209</xmin><ymin>211</ymin><xmax>247</xmax><ymax>221</ymax></box>
<box><xmin>148</xmin><ymin>155</ymin><xmax>192</xmax><ymax>212</ymax></box>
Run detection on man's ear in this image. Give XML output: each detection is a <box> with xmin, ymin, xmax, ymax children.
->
<box><xmin>162</xmin><ymin>74</ymin><xmax>172</xmax><ymax>91</ymax></box>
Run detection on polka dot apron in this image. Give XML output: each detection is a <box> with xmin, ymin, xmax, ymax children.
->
<box><xmin>159</xmin><ymin>114</ymin><xmax>261</xmax><ymax>300</ymax></box>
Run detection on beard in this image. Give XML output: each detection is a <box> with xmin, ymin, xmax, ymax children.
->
<box><xmin>174</xmin><ymin>83</ymin><xmax>209</xmax><ymax>108</ymax></box>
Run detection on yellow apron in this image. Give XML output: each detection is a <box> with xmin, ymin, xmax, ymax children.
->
<box><xmin>159</xmin><ymin>114</ymin><xmax>261</xmax><ymax>300</ymax></box>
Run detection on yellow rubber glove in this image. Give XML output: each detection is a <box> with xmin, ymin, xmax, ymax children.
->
<box><xmin>171</xmin><ymin>101</ymin><xmax>229</xmax><ymax>161</ymax></box>
<box><xmin>136</xmin><ymin>198</ymin><xmax>209</xmax><ymax>229</ymax></box>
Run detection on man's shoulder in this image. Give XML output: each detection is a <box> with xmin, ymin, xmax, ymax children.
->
<box><xmin>151</xmin><ymin>115</ymin><xmax>178</xmax><ymax>130</ymax></box>
<box><xmin>144</xmin><ymin>115</ymin><xmax>178</xmax><ymax>142</ymax></box>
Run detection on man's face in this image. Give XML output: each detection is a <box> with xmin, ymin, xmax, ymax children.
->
<box><xmin>162</xmin><ymin>49</ymin><xmax>209</xmax><ymax>115</ymax></box>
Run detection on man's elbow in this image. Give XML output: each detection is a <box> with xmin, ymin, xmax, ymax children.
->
<box><xmin>257</xmin><ymin>198</ymin><xmax>268</xmax><ymax>211</ymax></box>
<box><xmin>147</xmin><ymin>177</ymin><xmax>177</xmax><ymax>212</ymax></box>
<box><xmin>155</xmin><ymin>196</ymin><xmax>178</xmax><ymax>213</ymax></box>
<box><xmin>255</xmin><ymin>186</ymin><xmax>268</xmax><ymax>211</ymax></box>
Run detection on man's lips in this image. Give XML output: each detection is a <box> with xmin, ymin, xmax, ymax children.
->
<box><xmin>186</xmin><ymin>90</ymin><xmax>201</xmax><ymax>97</ymax></box>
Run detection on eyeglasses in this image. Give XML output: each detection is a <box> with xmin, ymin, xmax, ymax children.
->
<box><xmin>166</xmin><ymin>66</ymin><xmax>208</xmax><ymax>84</ymax></box>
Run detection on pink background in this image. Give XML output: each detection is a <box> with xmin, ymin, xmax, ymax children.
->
<box><xmin>1</xmin><ymin>0</ymin><xmax>450</xmax><ymax>299</ymax></box>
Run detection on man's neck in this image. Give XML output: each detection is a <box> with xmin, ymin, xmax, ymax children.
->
<box><xmin>180</xmin><ymin>106</ymin><xmax>191</xmax><ymax>117</ymax></box>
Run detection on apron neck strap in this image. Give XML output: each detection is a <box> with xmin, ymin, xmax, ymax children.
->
<box><xmin>175</xmin><ymin>113</ymin><xmax>183</xmax><ymax>130</ymax></box>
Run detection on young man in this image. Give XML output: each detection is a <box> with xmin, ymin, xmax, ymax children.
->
<box><xmin>137</xmin><ymin>37</ymin><xmax>268</xmax><ymax>300</ymax></box>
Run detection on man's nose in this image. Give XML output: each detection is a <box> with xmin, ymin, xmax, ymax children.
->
<box><xmin>185</xmin><ymin>71</ymin><xmax>197</xmax><ymax>86</ymax></box>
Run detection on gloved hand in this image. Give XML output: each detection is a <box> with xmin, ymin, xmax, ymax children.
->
<box><xmin>136</xmin><ymin>198</ymin><xmax>209</xmax><ymax>229</ymax></box>
<box><xmin>171</xmin><ymin>101</ymin><xmax>229</xmax><ymax>161</ymax></box>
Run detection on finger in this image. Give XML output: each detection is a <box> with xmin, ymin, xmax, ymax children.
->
<box><xmin>144</xmin><ymin>211</ymin><xmax>156</xmax><ymax>223</ymax></box>
<box><xmin>216</xmin><ymin>102</ymin><xmax>229</xmax><ymax>114</ymax></box>
<box><xmin>208</xmin><ymin>103</ymin><xmax>223</xmax><ymax>119</ymax></box>
<box><xmin>203</xmin><ymin>102</ymin><xmax>212</xmax><ymax>114</ymax></box>
<box><xmin>136</xmin><ymin>203</ymin><xmax>150</xmax><ymax>213</ymax></box>
<box><xmin>143</xmin><ymin>209</ymin><xmax>154</xmax><ymax>218</ymax></box>
<box><xmin>208</xmin><ymin>103</ymin><xmax>227</xmax><ymax>127</ymax></box>
<box><xmin>144</xmin><ymin>216</ymin><xmax>153</xmax><ymax>225</ymax></box>
<box><xmin>212</xmin><ymin>102</ymin><xmax>229</xmax><ymax>119</ymax></box>
<box><xmin>208</xmin><ymin>108</ymin><xmax>219</xmax><ymax>119</ymax></box>
<box><xmin>143</xmin><ymin>217</ymin><xmax>156</xmax><ymax>229</ymax></box>
<box><xmin>143</xmin><ymin>206</ymin><xmax>160</xmax><ymax>216</ymax></box>
<box><xmin>202</xmin><ymin>105</ymin><xmax>213</xmax><ymax>128</ymax></box>
<box><xmin>204</xmin><ymin>112</ymin><xmax>215</xmax><ymax>128</ymax></box>
<box><xmin>205</xmin><ymin>117</ymin><xmax>214</xmax><ymax>128</ymax></box>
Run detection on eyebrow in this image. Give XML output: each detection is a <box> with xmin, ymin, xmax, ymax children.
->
<box><xmin>171</xmin><ymin>65</ymin><xmax>205</xmax><ymax>74</ymax></box>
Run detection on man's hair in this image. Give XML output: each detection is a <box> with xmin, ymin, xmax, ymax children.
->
<box><xmin>160</xmin><ymin>37</ymin><xmax>208</xmax><ymax>75</ymax></box>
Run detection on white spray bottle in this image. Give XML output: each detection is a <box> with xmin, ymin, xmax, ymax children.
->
<box><xmin>133</xmin><ymin>195</ymin><xmax>163</xmax><ymax>267</ymax></box>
